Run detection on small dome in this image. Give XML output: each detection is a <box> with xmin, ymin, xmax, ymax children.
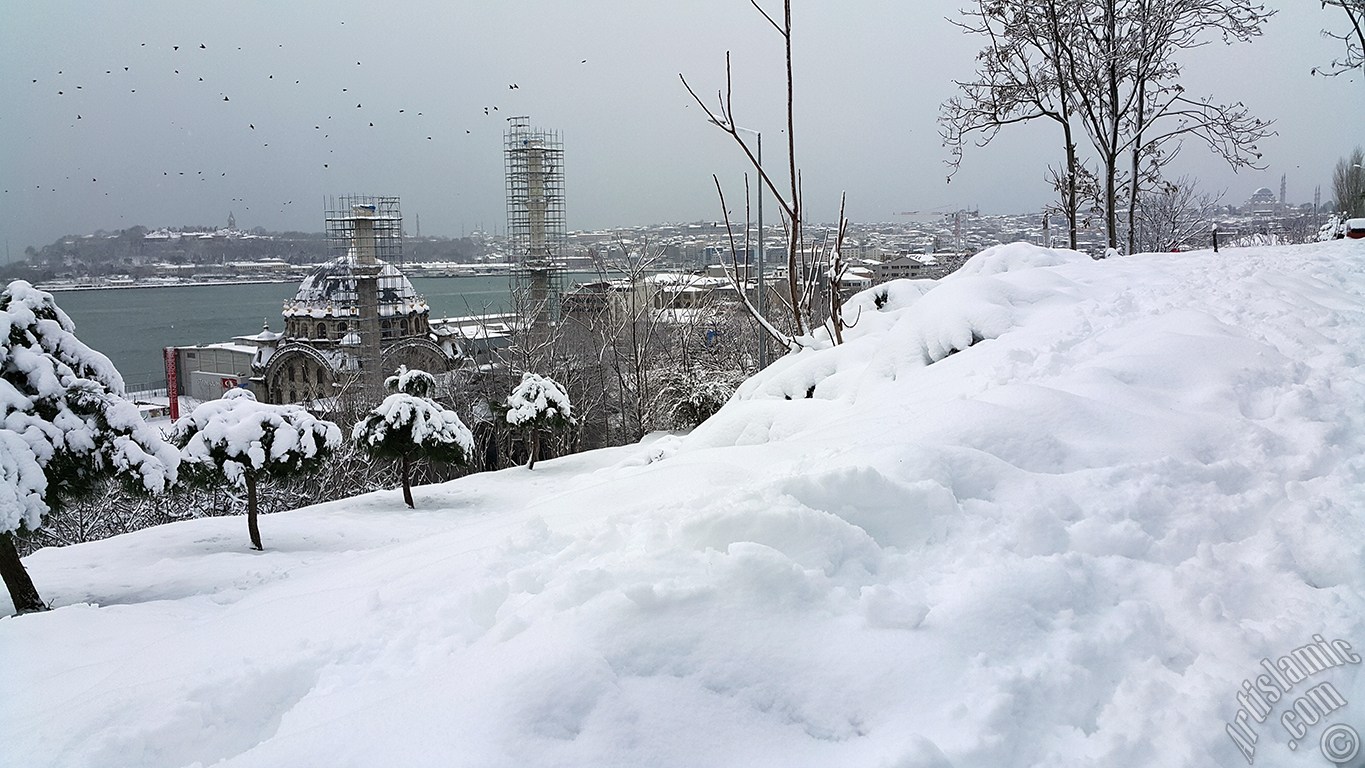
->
<box><xmin>282</xmin><ymin>255</ymin><xmax>429</xmax><ymax>319</ymax></box>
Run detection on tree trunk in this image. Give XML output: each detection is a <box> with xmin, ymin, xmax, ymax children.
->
<box><xmin>0</xmin><ymin>532</ymin><xmax>46</xmax><ymax>614</ymax></box>
<box><xmin>246</xmin><ymin>473</ymin><xmax>262</xmax><ymax>551</ymax></box>
<box><xmin>401</xmin><ymin>453</ymin><xmax>414</xmax><ymax>509</ymax></box>
<box><xmin>1064</xmin><ymin>137</ymin><xmax>1079</xmax><ymax>250</ymax></box>
<box><xmin>1104</xmin><ymin>0</ymin><xmax>1121</xmax><ymax>250</ymax></box>
<box><xmin>528</xmin><ymin>431</ymin><xmax>539</xmax><ymax>470</ymax></box>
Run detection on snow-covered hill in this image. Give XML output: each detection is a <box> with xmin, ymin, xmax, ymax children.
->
<box><xmin>5</xmin><ymin>241</ymin><xmax>1365</xmax><ymax>768</ymax></box>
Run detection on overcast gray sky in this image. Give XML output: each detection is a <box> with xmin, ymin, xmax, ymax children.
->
<box><xmin>2</xmin><ymin>1</ymin><xmax>1360</xmax><ymax>255</ymax></box>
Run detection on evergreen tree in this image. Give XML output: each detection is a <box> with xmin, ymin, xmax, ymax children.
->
<box><xmin>352</xmin><ymin>366</ymin><xmax>473</xmax><ymax>508</ymax></box>
<box><xmin>500</xmin><ymin>372</ymin><xmax>575</xmax><ymax>470</ymax></box>
<box><xmin>1</xmin><ymin>280</ymin><xmax>180</xmax><ymax>614</ymax></box>
<box><xmin>171</xmin><ymin>388</ymin><xmax>340</xmax><ymax>550</ymax></box>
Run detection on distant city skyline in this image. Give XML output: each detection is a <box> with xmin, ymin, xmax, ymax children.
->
<box><xmin>3</xmin><ymin>1</ymin><xmax>1361</xmax><ymax>256</ymax></box>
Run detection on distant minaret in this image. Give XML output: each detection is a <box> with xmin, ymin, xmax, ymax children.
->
<box><xmin>228</xmin><ymin>211</ymin><xmax>237</xmax><ymax>229</ymax></box>
<box><xmin>415</xmin><ymin>212</ymin><xmax>421</xmax><ymax>239</ymax></box>
<box><xmin>1315</xmin><ymin>185</ymin><xmax>1322</xmax><ymax>214</ymax></box>
<box><xmin>1279</xmin><ymin>174</ymin><xmax>1286</xmax><ymax>209</ymax></box>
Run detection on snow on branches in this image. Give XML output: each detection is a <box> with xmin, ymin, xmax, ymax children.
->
<box><xmin>173</xmin><ymin>388</ymin><xmax>341</xmax><ymax>487</ymax></box>
<box><xmin>503</xmin><ymin>372</ymin><xmax>573</xmax><ymax>429</ymax></box>
<box><xmin>501</xmin><ymin>372</ymin><xmax>574</xmax><ymax>469</ymax></box>
<box><xmin>353</xmin><ymin>366</ymin><xmax>473</xmax><ymax>508</ymax></box>
<box><xmin>171</xmin><ymin>387</ymin><xmax>341</xmax><ymax>549</ymax></box>
<box><xmin>1</xmin><ymin>280</ymin><xmax>180</xmax><ymax>535</ymax></box>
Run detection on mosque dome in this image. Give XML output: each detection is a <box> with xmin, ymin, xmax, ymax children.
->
<box><xmin>283</xmin><ymin>256</ymin><xmax>429</xmax><ymax>320</ymax></box>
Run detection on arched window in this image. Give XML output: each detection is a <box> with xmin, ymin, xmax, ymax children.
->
<box><xmin>316</xmin><ymin>322</ymin><xmax>327</xmax><ymax>340</ymax></box>
<box><xmin>399</xmin><ymin>318</ymin><xmax>409</xmax><ymax>333</ymax></box>
<box><xmin>338</xmin><ymin>321</ymin><xmax>348</xmax><ymax>333</ymax></box>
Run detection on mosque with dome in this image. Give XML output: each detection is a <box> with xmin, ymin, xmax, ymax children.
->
<box><xmin>164</xmin><ymin>198</ymin><xmax>461</xmax><ymax>410</ymax></box>
<box><xmin>260</xmin><ymin>253</ymin><xmax>452</xmax><ymax>405</ymax></box>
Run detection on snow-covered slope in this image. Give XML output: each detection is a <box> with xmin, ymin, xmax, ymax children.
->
<box><xmin>5</xmin><ymin>241</ymin><xmax>1364</xmax><ymax>768</ymax></box>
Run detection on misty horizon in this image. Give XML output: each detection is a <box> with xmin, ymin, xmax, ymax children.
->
<box><xmin>3</xmin><ymin>1</ymin><xmax>1361</xmax><ymax>256</ymax></box>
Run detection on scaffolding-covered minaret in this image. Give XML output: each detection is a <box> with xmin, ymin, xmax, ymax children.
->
<box><xmin>324</xmin><ymin>195</ymin><xmax>403</xmax><ymax>397</ymax></box>
<box><xmin>505</xmin><ymin>116</ymin><xmax>565</xmax><ymax>325</ymax></box>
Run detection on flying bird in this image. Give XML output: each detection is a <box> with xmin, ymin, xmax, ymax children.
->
<box><xmin>250</xmin><ymin>123</ymin><xmax>255</xmax><ymax>129</ymax></box>
<box><xmin>223</xmin><ymin>96</ymin><xmax>229</xmax><ymax>101</ymax></box>
<box><xmin>173</xmin><ymin>46</ymin><xmax>179</xmax><ymax>51</ymax></box>
<box><xmin>199</xmin><ymin>43</ymin><xmax>206</xmax><ymax>49</ymax></box>
<box><xmin>509</xmin><ymin>83</ymin><xmax>518</xmax><ymax>89</ymax></box>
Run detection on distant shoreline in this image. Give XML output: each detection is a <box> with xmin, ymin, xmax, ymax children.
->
<box><xmin>41</xmin><ymin>278</ymin><xmax>299</xmax><ymax>292</ymax></box>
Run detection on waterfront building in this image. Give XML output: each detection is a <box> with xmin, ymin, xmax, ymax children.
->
<box><xmin>167</xmin><ymin>197</ymin><xmax>460</xmax><ymax>412</ymax></box>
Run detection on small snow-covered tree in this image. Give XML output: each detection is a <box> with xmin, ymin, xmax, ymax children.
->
<box><xmin>1</xmin><ymin>280</ymin><xmax>180</xmax><ymax>613</ymax></box>
<box><xmin>500</xmin><ymin>372</ymin><xmax>574</xmax><ymax>470</ymax></box>
<box><xmin>171</xmin><ymin>388</ymin><xmax>341</xmax><ymax>551</ymax></box>
<box><xmin>352</xmin><ymin>366</ymin><xmax>473</xmax><ymax>508</ymax></box>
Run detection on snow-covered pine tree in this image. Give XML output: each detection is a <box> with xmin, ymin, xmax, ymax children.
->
<box><xmin>1</xmin><ymin>280</ymin><xmax>180</xmax><ymax>614</ymax></box>
<box><xmin>352</xmin><ymin>366</ymin><xmax>473</xmax><ymax>508</ymax></box>
<box><xmin>500</xmin><ymin>372</ymin><xmax>574</xmax><ymax>470</ymax></box>
<box><xmin>171</xmin><ymin>388</ymin><xmax>340</xmax><ymax>550</ymax></box>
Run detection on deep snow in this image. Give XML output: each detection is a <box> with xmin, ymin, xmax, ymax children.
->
<box><xmin>4</xmin><ymin>240</ymin><xmax>1365</xmax><ymax>767</ymax></box>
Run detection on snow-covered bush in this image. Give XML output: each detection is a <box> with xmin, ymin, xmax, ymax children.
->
<box><xmin>653</xmin><ymin>369</ymin><xmax>741</xmax><ymax>430</ymax></box>
<box><xmin>500</xmin><ymin>372</ymin><xmax>574</xmax><ymax>469</ymax></box>
<box><xmin>352</xmin><ymin>366</ymin><xmax>474</xmax><ymax>508</ymax></box>
<box><xmin>171</xmin><ymin>388</ymin><xmax>341</xmax><ymax>550</ymax></box>
<box><xmin>1</xmin><ymin>280</ymin><xmax>180</xmax><ymax>613</ymax></box>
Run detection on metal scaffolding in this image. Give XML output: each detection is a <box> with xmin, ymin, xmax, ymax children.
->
<box><xmin>505</xmin><ymin>117</ymin><xmax>565</xmax><ymax>324</ymax></box>
<box><xmin>324</xmin><ymin>195</ymin><xmax>404</xmax><ymax>265</ymax></box>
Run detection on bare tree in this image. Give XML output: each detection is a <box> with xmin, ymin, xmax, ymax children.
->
<box><xmin>1333</xmin><ymin>146</ymin><xmax>1365</xmax><ymax>217</ymax></box>
<box><xmin>942</xmin><ymin>0</ymin><xmax>1086</xmax><ymax>249</ymax></box>
<box><xmin>944</xmin><ymin>0</ymin><xmax>1274</xmax><ymax>251</ymax></box>
<box><xmin>1133</xmin><ymin>175</ymin><xmax>1224</xmax><ymax>252</ymax></box>
<box><xmin>681</xmin><ymin>0</ymin><xmax>850</xmax><ymax>351</ymax></box>
<box><xmin>1066</xmin><ymin>0</ymin><xmax>1273</xmax><ymax>251</ymax></box>
<box><xmin>1313</xmin><ymin>0</ymin><xmax>1365</xmax><ymax>76</ymax></box>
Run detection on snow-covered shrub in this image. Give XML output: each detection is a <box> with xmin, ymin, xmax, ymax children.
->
<box><xmin>500</xmin><ymin>372</ymin><xmax>574</xmax><ymax>469</ymax></box>
<box><xmin>653</xmin><ymin>370</ymin><xmax>741</xmax><ymax>430</ymax></box>
<box><xmin>1</xmin><ymin>280</ymin><xmax>180</xmax><ymax>613</ymax></box>
<box><xmin>171</xmin><ymin>388</ymin><xmax>341</xmax><ymax>550</ymax></box>
<box><xmin>352</xmin><ymin>366</ymin><xmax>474</xmax><ymax>508</ymax></box>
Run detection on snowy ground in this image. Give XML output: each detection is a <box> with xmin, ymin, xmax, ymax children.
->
<box><xmin>4</xmin><ymin>240</ymin><xmax>1365</xmax><ymax>768</ymax></box>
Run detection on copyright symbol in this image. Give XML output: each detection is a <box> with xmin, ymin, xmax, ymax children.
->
<box><xmin>1321</xmin><ymin>723</ymin><xmax>1360</xmax><ymax>764</ymax></box>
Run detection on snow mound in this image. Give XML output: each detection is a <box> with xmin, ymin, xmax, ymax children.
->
<box><xmin>4</xmin><ymin>241</ymin><xmax>1365</xmax><ymax>768</ymax></box>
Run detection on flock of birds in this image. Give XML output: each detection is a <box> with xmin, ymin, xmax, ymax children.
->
<box><xmin>10</xmin><ymin>29</ymin><xmax>591</xmax><ymax>220</ymax></box>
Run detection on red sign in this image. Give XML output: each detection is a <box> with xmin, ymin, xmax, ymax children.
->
<box><xmin>221</xmin><ymin>377</ymin><xmax>238</xmax><ymax>390</ymax></box>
